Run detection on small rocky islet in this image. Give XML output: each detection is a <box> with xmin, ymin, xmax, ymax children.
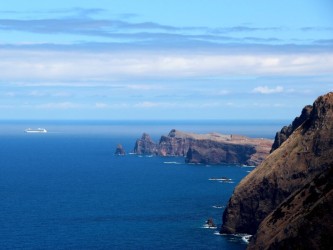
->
<box><xmin>114</xmin><ymin>144</ymin><xmax>126</xmax><ymax>156</ymax></box>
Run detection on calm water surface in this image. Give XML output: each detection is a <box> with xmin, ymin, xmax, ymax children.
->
<box><xmin>0</xmin><ymin>120</ymin><xmax>285</xmax><ymax>249</ymax></box>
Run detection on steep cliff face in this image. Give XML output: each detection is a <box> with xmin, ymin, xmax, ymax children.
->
<box><xmin>134</xmin><ymin>129</ymin><xmax>272</xmax><ymax>166</ymax></box>
<box><xmin>133</xmin><ymin>133</ymin><xmax>158</xmax><ymax>155</ymax></box>
<box><xmin>248</xmin><ymin>166</ymin><xmax>333</xmax><ymax>250</ymax></box>
<box><xmin>158</xmin><ymin>129</ymin><xmax>193</xmax><ymax>156</ymax></box>
<box><xmin>270</xmin><ymin>105</ymin><xmax>312</xmax><ymax>153</ymax></box>
<box><xmin>220</xmin><ymin>92</ymin><xmax>333</xmax><ymax>248</ymax></box>
<box><xmin>185</xmin><ymin>140</ymin><xmax>255</xmax><ymax>165</ymax></box>
<box><xmin>185</xmin><ymin>135</ymin><xmax>272</xmax><ymax>166</ymax></box>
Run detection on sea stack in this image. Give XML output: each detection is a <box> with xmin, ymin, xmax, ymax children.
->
<box><xmin>114</xmin><ymin>144</ymin><xmax>126</xmax><ymax>155</ymax></box>
<box><xmin>220</xmin><ymin>92</ymin><xmax>333</xmax><ymax>249</ymax></box>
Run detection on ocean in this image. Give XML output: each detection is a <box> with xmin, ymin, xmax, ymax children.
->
<box><xmin>0</xmin><ymin>120</ymin><xmax>286</xmax><ymax>249</ymax></box>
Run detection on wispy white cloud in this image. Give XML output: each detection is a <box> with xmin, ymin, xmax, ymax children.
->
<box><xmin>28</xmin><ymin>90</ymin><xmax>46</xmax><ymax>97</ymax></box>
<box><xmin>126</xmin><ymin>84</ymin><xmax>165</xmax><ymax>91</ymax></box>
<box><xmin>52</xmin><ymin>91</ymin><xmax>72</xmax><ymax>97</ymax></box>
<box><xmin>133</xmin><ymin>101</ymin><xmax>176</xmax><ymax>108</ymax></box>
<box><xmin>216</xmin><ymin>90</ymin><xmax>230</xmax><ymax>96</ymax></box>
<box><xmin>3</xmin><ymin>92</ymin><xmax>16</xmax><ymax>97</ymax></box>
<box><xmin>94</xmin><ymin>102</ymin><xmax>132</xmax><ymax>109</ymax></box>
<box><xmin>95</xmin><ymin>102</ymin><xmax>109</xmax><ymax>109</ymax></box>
<box><xmin>1</xmin><ymin>49</ymin><xmax>333</xmax><ymax>82</ymax></box>
<box><xmin>36</xmin><ymin>102</ymin><xmax>82</xmax><ymax>109</ymax></box>
<box><xmin>0</xmin><ymin>8</ymin><xmax>331</xmax><ymax>48</ymax></box>
<box><xmin>252</xmin><ymin>86</ymin><xmax>284</xmax><ymax>94</ymax></box>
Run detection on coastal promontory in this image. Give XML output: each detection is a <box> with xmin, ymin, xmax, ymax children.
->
<box><xmin>220</xmin><ymin>92</ymin><xmax>333</xmax><ymax>249</ymax></box>
<box><xmin>134</xmin><ymin>129</ymin><xmax>273</xmax><ymax>166</ymax></box>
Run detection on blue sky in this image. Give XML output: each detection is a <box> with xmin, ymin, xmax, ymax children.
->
<box><xmin>0</xmin><ymin>0</ymin><xmax>332</xmax><ymax>120</ymax></box>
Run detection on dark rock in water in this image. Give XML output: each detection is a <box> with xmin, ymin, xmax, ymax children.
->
<box><xmin>133</xmin><ymin>133</ymin><xmax>158</xmax><ymax>155</ymax></box>
<box><xmin>134</xmin><ymin>130</ymin><xmax>272</xmax><ymax>166</ymax></box>
<box><xmin>220</xmin><ymin>92</ymin><xmax>333</xmax><ymax>249</ymax></box>
<box><xmin>114</xmin><ymin>144</ymin><xmax>126</xmax><ymax>155</ymax></box>
<box><xmin>206</xmin><ymin>218</ymin><xmax>216</xmax><ymax>228</ymax></box>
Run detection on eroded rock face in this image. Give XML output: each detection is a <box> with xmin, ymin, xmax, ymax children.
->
<box><xmin>133</xmin><ymin>133</ymin><xmax>158</xmax><ymax>155</ymax></box>
<box><xmin>270</xmin><ymin>105</ymin><xmax>312</xmax><ymax>153</ymax></box>
<box><xmin>158</xmin><ymin>129</ymin><xmax>193</xmax><ymax>156</ymax></box>
<box><xmin>134</xmin><ymin>129</ymin><xmax>273</xmax><ymax>166</ymax></box>
<box><xmin>114</xmin><ymin>144</ymin><xmax>126</xmax><ymax>155</ymax></box>
<box><xmin>185</xmin><ymin>140</ymin><xmax>256</xmax><ymax>165</ymax></box>
<box><xmin>185</xmin><ymin>134</ymin><xmax>272</xmax><ymax>166</ymax></box>
<box><xmin>220</xmin><ymin>92</ymin><xmax>333</xmax><ymax>248</ymax></box>
<box><xmin>248</xmin><ymin>166</ymin><xmax>333</xmax><ymax>250</ymax></box>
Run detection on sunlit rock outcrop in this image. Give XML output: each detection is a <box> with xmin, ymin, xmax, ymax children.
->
<box><xmin>221</xmin><ymin>92</ymin><xmax>333</xmax><ymax>249</ymax></box>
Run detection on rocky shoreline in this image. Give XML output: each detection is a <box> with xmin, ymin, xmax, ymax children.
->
<box><xmin>133</xmin><ymin>129</ymin><xmax>273</xmax><ymax>166</ymax></box>
<box><xmin>221</xmin><ymin>92</ymin><xmax>333</xmax><ymax>249</ymax></box>
<box><xmin>110</xmin><ymin>92</ymin><xmax>333</xmax><ymax>249</ymax></box>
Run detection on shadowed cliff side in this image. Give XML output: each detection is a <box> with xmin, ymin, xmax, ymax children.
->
<box><xmin>270</xmin><ymin>105</ymin><xmax>312</xmax><ymax>153</ymax></box>
<box><xmin>220</xmin><ymin>92</ymin><xmax>333</xmax><ymax>248</ymax></box>
<box><xmin>248</xmin><ymin>166</ymin><xmax>333</xmax><ymax>250</ymax></box>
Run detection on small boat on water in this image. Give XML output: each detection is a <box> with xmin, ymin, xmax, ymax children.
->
<box><xmin>25</xmin><ymin>128</ymin><xmax>47</xmax><ymax>133</ymax></box>
<box><xmin>208</xmin><ymin>177</ymin><xmax>232</xmax><ymax>181</ymax></box>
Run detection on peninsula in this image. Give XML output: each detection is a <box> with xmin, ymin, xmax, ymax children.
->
<box><xmin>134</xmin><ymin>129</ymin><xmax>273</xmax><ymax>166</ymax></box>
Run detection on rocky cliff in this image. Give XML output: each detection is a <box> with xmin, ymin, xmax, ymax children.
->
<box><xmin>158</xmin><ymin>129</ymin><xmax>193</xmax><ymax>156</ymax></box>
<box><xmin>220</xmin><ymin>92</ymin><xmax>333</xmax><ymax>249</ymax></box>
<box><xmin>185</xmin><ymin>134</ymin><xmax>272</xmax><ymax>166</ymax></box>
<box><xmin>248</xmin><ymin>166</ymin><xmax>333</xmax><ymax>250</ymax></box>
<box><xmin>133</xmin><ymin>133</ymin><xmax>158</xmax><ymax>155</ymax></box>
<box><xmin>114</xmin><ymin>144</ymin><xmax>126</xmax><ymax>155</ymax></box>
<box><xmin>134</xmin><ymin>129</ymin><xmax>272</xmax><ymax>166</ymax></box>
<box><xmin>270</xmin><ymin>105</ymin><xmax>312</xmax><ymax>153</ymax></box>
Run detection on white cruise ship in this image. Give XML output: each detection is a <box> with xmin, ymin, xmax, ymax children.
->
<box><xmin>25</xmin><ymin>128</ymin><xmax>48</xmax><ymax>133</ymax></box>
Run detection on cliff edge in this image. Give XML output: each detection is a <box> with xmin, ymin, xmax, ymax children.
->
<box><xmin>220</xmin><ymin>92</ymin><xmax>333</xmax><ymax>249</ymax></box>
<box><xmin>134</xmin><ymin>129</ymin><xmax>272</xmax><ymax>166</ymax></box>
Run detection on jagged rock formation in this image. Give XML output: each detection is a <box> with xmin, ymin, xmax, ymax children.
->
<box><xmin>158</xmin><ymin>129</ymin><xmax>192</xmax><ymax>156</ymax></box>
<box><xmin>114</xmin><ymin>144</ymin><xmax>126</xmax><ymax>155</ymax></box>
<box><xmin>220</xmin><ymin>92</ymin><xmax>333</xmax><ymax>249</ymax></box>
<box><xmin>133</xmin><ymin>129</ymin><xmax>196</xmax><ymax>156</ymax></box>
<box><xmin>134</xmin><ymin>129</ymin><xmax>272</xmax><ymax>166</ymax></box>
<box><xmin>270</xmin><ymin>105</ymin><xmax>312</xmax><ymax>153</ymax></box>
<box><xmin>133</xmin><ymin>133</ymin><xmax>158</xmax><ymax>155</ymax></box>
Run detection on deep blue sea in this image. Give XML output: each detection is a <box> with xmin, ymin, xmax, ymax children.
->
<box><xmin>0</xmin><ymin>120</ymin><xmax>286</xmax><ymax>249</ymax></box>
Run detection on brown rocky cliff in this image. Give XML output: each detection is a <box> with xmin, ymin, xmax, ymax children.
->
<box><xmin>248</xmin><ymin>166</ymin><xmax>333</xmax><ymax>250</ymax></box>
<box><xmin>158</xmin><ymin>129</ymin><xmax>193</xmax><ymax>156</ymax></box>
<box><xmin>185</xmin><ymin>140</ymin><xmax>256</xmax><ymax>165</ymax></box>
<box><xmin>134</xmin><ymin>129</ymin><xmax>272</xmax><ymax>166</ymax></box>
<box><xmin>133</xmin><ymin>133</ymin><xmax>158</xmax><ymax>155</ymax></box>
<box><xmin>185</xmin><ymin>135</ymin><xmax>272</xmax><ymax>166</ymax></box>
<box><xmin>220</xmin><ymin>92</ymin><xmax>333</xmax><ymax>247</ymax></box>
<box><xmin>270</xmin><ymin>105</ymin><xmax>312</xmax><ymax>153</ymax></box>
<box><xmin>114</xmin><ymin>144</ymin><xmax>126</xmax><ymax>155</ymax></box>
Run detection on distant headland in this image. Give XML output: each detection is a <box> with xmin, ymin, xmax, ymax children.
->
<box><xmin>133</xmin><ymin>129</ymin><xmax>273</xmax><ymax>166</ymax></box>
